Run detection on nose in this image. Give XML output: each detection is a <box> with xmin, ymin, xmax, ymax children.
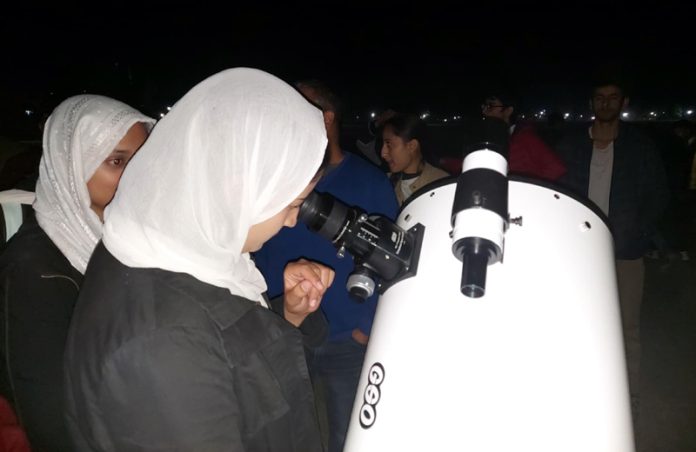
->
<box><xmin>380</xmin><ymin>144</ymin><xmax>389</xmax><ymax>159</ymax></box>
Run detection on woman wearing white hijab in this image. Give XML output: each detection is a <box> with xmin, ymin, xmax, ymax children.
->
<box><xmin>64</xmin><ymin>68</ymin><xmax>334</xmax><ymax>451</ymax></box>
<box><xmin>0</xmin><ymin>95</ymin><xmax>154</xmax><ymax>451</ymax></box>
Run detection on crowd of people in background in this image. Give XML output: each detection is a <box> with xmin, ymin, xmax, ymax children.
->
<box><xmin>0</xmin><ymin>67</ymin><xmax>693</xmax><ymax>451</ymax></box>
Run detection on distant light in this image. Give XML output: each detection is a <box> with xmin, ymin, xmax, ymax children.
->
<box><xmin>649</xmin><ymin>111</ymin><xmax>657</xmax><ymax>116</ymax></box>
<box><xmin>443</xmin><ymin>118</ymin><xmax>448</xmax><ymax>123</ymax></box>
<box><xmin>579</xmin><ymin>114</ymin><xmax>584</xmax><ymax>119</ymax></box>
<box><xmin>24</xmin><ymin>110</ymin><xmax>33</xmax><ymax>116</ymax></box>
<box><xmin>687</xmin><ymin>110</ymin><xmax>694</xmax><ymax>116</ymax></box>
<box><xmin>370</xmin><ymin>112</ymin><xmax>376</xmax><ymax>118</ymax></box>
<box><xmin>356</xmin><ymin>115</ymin><xmax>360</xmax><ymax>120</ymax></box>
<box><xmin>166</xmin><ymin>106</ymin><xmax>172</xmax><ymax>111</ymax></box>
<box><xmin>159</xmin><ymin>113</ymin><xmax>165</xmax><ymax>118</ymax></box>
<box><xmin>563</xmin><ymin>113</ymin><xmax>570</xmax><ymax>119</ymax></box>
<box><xmin>591</xmin><ymin>116</ymin><xmax>596</xmax><ymax>120</ymax></box>
<box><xmin>621</xmin><ymin>112</ymin><xmax>629</xmax><ymax>118</ymax></box>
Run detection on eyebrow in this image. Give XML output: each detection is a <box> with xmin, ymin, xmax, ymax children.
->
<box><xmin>109</xmin><ymin>149</ymin><xmax>131</xmax><ymax>157</ymax></box>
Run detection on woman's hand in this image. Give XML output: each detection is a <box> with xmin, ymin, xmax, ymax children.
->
<box><xmin>283</xmin><ymin>259</ymin><xmax>335</xmax><ymax>327</ymax></box>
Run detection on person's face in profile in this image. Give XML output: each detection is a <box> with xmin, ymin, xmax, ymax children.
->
<box><xmin>591</xmin><ymin>85</ymin><xmax>628</xmax><ymax>122</ymax></box>
<box><xmin>242</xmin><ymin>180</ymin><xmax>318</xmax><ymax>253</ymax></box>
<box><xmin>381</xmin><ymin>125</ymin><xmax>420</xmax><ymax>174</ymax></box>
<box><xmin>482</xmin><ymin>98</ymin><xmax>513</xmax><ymax>123</ymax></box>
<box><xmin>87</xmin><ymin>122</ymin><xmax>150</xmax><ymax>221</ymax></box>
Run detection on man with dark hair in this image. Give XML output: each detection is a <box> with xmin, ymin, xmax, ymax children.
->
<box><xmin>296</xmin><ymin>80</ymin><xmax>344</xmax><ymax>124</ymax></box>
<box><xmin>254</xmin><ymin>80</ymin><xmax>398</xmax><ymax>452</ymax></box>
<box><xmin>481</xmin><ymin>93</ymin><xmax>566</xmax><ymax>181</ymax></box>
<box><xmin>556</xmin><ymin>78</ymin><xmax>669</xmax><ymax>434</ymax></box>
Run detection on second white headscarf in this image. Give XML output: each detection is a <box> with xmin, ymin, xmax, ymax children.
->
<box><xmin>102</xmin><ymin>68</ymin><xmax>327</xmax><ymax>304</ymax></box>
<box><xmin>34</xmin><ymin>95</ymin><xmax>155</xmax><ymax>273</ymax></box>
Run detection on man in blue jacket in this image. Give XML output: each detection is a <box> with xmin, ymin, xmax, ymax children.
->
<box><xmin>254</xmin><ymin>79</ymin><xmax>398</xmax><ymax>452</ymax></box>
<box><xmin>556</xmin><ymin>75</ymin><xmax>669</xmax><ymax>433</ymax></box>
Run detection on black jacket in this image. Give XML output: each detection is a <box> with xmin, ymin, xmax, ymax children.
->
<box><xmin>64</xmin><ymin>243</ymin><xmax>323</xmax><ymax>452</ymax></box>
<box><xmin>0</xmin><ymin>219</ymin><xmax>326</xmax><ymax>452</ymax></box>
<box><xmin>0</xmin><ymin>216</ymin><xmax>82</xmax><ymax>452</ymax></box>
<box><xmin>556</xmin><ymin>123</ymin><xmax>669</xmax><ymax>259</ymax></box>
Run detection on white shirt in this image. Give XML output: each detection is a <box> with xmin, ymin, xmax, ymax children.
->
<box><xmin>588</xmin><ymin>127</ymin><xmax>614</xmax><ymax>215</ymax></box>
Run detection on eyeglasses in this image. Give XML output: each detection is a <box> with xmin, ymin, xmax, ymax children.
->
<box><xmin>482</xmin><ymin>103</ymin><xmax>508</xmax><ymax>111</ymax></box>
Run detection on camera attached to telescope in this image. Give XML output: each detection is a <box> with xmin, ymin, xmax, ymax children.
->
<box><xmin>299</xmin><ymin>191</ymin><xmax>424</xmax><ymax>301</ymax></box>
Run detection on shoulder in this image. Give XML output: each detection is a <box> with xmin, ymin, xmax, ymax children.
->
<box><xmin>618</xmin><ymin>122</ymin><xmax>654</xmax><ymax>144</ymax></box>
<box><xmin>512</xmin><ymin>123</ymin><xmax>552</xmax><ymax>146</ymax></box>
<box><xmin>344</xmin><ymin>153</ymin><xmax>385</xmax><ymax>177</ymax></box>
<box><xmin>512</xmin><ymin>122</ymin><xmax>538</xmax><ymax>136</ymax></box>
<box><xmin>330</xmin><ymin>153</ymin><xmax>396</xmax><ymax>199</ymax></box>
<box><xmin>319</xmin><ymin>153</ymin><xmax>398</xmax><ymax>217</ymax></box>
<box><xmin>555</xmin><ymin>123</ymin><xmax>592</xmax><ymax>150</ymax></box>
<box><xmin>616</xmin><ymin>123</ymin><xmax>660</xmax><ymax>159</ymax></box>
<box><xmin>341</xmin><ymin>153</ymin><xmax>390</xmax><ymax>181</ymax></box>
<box><xmin>421</xmin><ymin>162</ymin><xmax>450</xmax><ymax>181</ymax></box>
<box><xmin>0</xmin><ymin>219</ymin><xmax>74</xmax><ymax>278</ymax></box>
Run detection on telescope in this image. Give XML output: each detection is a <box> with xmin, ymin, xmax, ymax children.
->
<box><xmin>299</xmin><ymin>117</ymin><xmax>635</xmax><ymax>451</ymax></box>
<box><xmin>298</xmin><ymin>190</ymin><xmax>424</xmax><ymax>300</ymax></box>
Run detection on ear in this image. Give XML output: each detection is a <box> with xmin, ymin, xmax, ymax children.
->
<box><xmin>406</xmin><ymin>138</ymin><xmax>420</xmax><ymax>155</ymax></box>
<box><xmin>622</xmin><ymin>97</ymin><xmax>630</xmax><ymax>110</ymax></box>
<box><xmin>323</xmin><ymin>110</ymin><xmax>335</xmax><ymax>127</ymax></box>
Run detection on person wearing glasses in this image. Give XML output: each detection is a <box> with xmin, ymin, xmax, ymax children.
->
<box><xmin>481</xmin><ymin>93</ymin><xmax>566</xmax><ymax>182</ymax></box>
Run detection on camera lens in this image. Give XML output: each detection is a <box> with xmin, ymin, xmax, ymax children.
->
<box><xmin>347</xmin><ymin>268</ymin><xmax>377</xmax><ymax>301</ymax></box>
<box><xmin>299</xmin><ymin>191</ymin><xmax>354</xmax><ymax>242</ymax></box>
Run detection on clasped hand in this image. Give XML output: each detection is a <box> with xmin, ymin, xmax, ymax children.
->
<box><xmin>283</xmin><ymin>259</ymin><xmax>335</xmax><ymax>327</ymax></box>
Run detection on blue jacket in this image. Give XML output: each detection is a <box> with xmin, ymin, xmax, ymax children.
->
<box><xmin>254</xmin><ymin>153</ymin><xmax>398</xmax><ymax>341</ymax></box>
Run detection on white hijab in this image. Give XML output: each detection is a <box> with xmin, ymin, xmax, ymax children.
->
<box><xmin>102</xmin><ymin>68</ymin><xmax>328</xmax><ymax>304</ymax></box>
<box><xmin>34</xmin><ymin>95</ymin><xmax>155</xmax><ymax>273</ymax></box>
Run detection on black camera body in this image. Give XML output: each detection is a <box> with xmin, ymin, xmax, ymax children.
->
<box><xmin>299</xmin><ymin>191</ymin><xmax>424</xmax><ymax>300</ymax></box>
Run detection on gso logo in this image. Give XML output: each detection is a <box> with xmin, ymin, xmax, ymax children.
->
<box><xmin>359</xmin><ymin>362</ymin><xmax>385</xmax><ymax>429</ymax></box>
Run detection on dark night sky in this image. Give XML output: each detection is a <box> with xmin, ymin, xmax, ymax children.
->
<box><xmin>2</xmin><ymin>1</ymin><xmax>695</xmax><ymax>129</ymax></box>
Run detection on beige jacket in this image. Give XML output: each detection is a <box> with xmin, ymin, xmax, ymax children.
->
<box><xmin>391</xmin><ymin>162</ymin><xmax>450</xmax><ymax>205</ymax></box>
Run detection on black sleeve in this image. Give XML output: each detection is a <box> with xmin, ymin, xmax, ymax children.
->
<box><xmin>96</xmin><ymin>327</ymin><xmax>244</xmax><ymax>451</ymax></box>
<box><xmin>268</xmin><ymin>294</ymin><xmax>328</xmax><ymax>348</ymax></box>
<box><xmin>642</xmin><ymin>138</ymin><xmax>671</xmax><ymax>233</ymax></box>
<box><xmin>2</xmin><ymin>266</ymin><xmax>78</xmax><ymax>451</ymax></box>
